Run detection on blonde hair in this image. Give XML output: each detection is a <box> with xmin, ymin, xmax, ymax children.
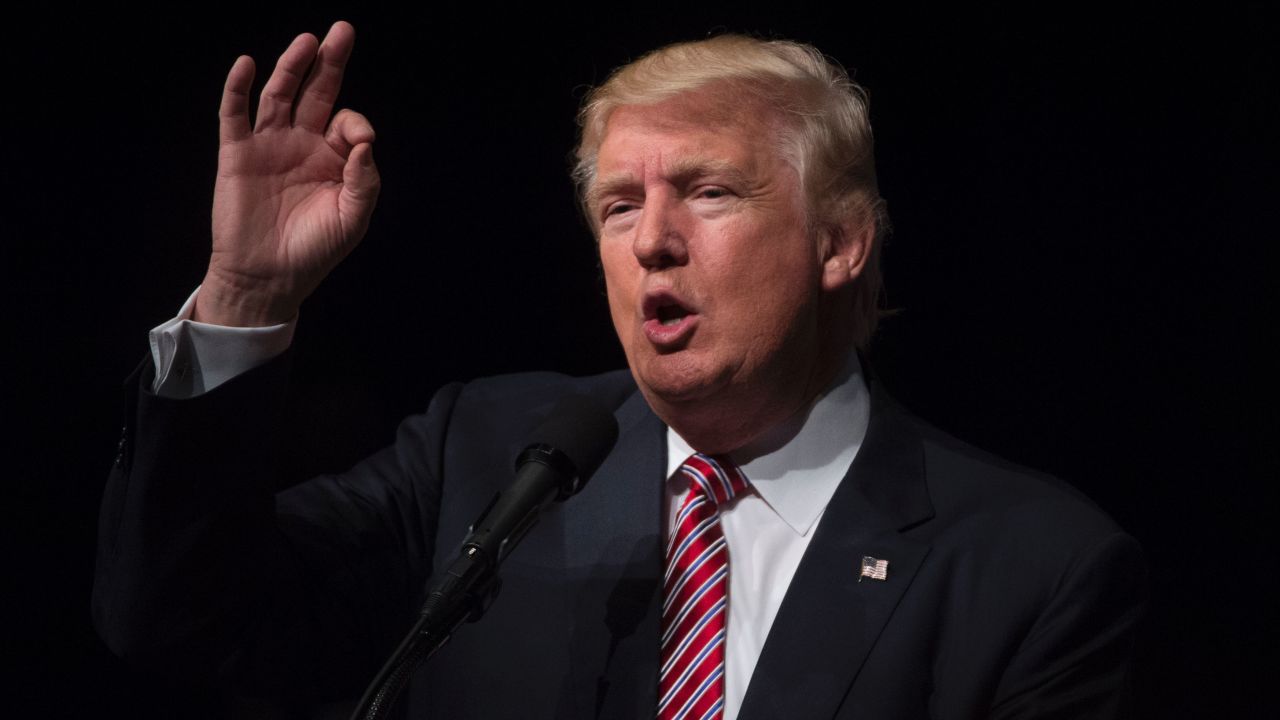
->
<box><xmin>573</xmin><ymin>34</ymin><xmax>888</xmax><ymax>349</ymax></box>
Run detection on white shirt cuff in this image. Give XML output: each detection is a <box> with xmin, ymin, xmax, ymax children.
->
<box><xmin>148</xmin><ymin>287</ymin><xmax>296</xmax><ymax>398</ymax></box>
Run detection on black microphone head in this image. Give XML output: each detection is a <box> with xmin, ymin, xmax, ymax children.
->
<box><xmin>521</xmin><ymin>395</ymin><xmax>619</xmax><ymax>498</ymax></box>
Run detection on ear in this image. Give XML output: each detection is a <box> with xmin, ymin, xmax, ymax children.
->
<box><xmin>820</xmin><ymin>213</ymin><xmax>874</xmax><ymax>292</ymax></box>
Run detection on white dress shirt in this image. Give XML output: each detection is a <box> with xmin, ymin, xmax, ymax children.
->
<box><xmin>148</xmin><ymin>290</ymin><xmax>871</xmax><ymax>720</ymax></box>
<box><xmin>665</xmin><ymin>354</ymin><xmax>869</xmax><ymax>720</ymax></box>
<box><xmin>149</xmin><ymin>288</ymin><xmax>295</xmax><ymax>397</ymax></box>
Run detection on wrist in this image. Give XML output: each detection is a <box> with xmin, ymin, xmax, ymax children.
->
<box><xmin>194</xmin><ymin>271</ymin><xmax>299</xmax><ymax>327</ymax></box>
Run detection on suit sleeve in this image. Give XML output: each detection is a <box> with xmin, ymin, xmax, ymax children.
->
<box><xmin>92</xmin><ymin>352</ymin><xmax>460</xmax><ymax>701</ymax></box>
<box><xmin>989</xmin><ymin>529</ymin><xmax>1148</xmax><ymax>719</ymax></box>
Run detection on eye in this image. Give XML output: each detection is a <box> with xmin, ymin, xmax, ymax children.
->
<box><xmin>603</xmin><ymin>202</ymin><xmax>637</xmax><ymax>219</ymax></box>
<box><xmin>695</xmin><ymin>186</ymin><xmax>731</xmax><ymax>200</ymax></box>
<box><xmin>599</xmin><ymin>201</ymin><xmax>640</xmax><ymax>228</ymax></box>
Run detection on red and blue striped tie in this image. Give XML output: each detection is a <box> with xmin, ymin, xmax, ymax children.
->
<box><xmin>658</xmin><ymin>453</ymin><xmax>750</xmax><ymax>720</ymax></box>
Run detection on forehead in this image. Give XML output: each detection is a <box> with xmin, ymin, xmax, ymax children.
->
<box><xmin>593</xmin><ymin>90</ymin><xmax>789</xmax><ymax>189</ymax></box>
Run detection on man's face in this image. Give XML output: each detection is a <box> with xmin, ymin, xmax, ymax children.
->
<box><xmin>592</xmin><ymin>90</ymin><xmax>839</xmax><ymax>445</ymax></box>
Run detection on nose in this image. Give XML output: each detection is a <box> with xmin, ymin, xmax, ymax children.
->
<box><xmin>632</xmin><ymin>193</ymin><xmax>688</xmax><ymax>271</ymax></box>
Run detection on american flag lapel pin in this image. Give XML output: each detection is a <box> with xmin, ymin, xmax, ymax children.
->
<box><xmin>859</xmin><ymin>556</ymin><xmax>889</xmax><ymax>582</ymax></box>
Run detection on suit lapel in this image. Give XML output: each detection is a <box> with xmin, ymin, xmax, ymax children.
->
<box><xmin>737</xmin><ymin>384</ymin><xmax>935</xmax><ymax>720</ymax></box>
<box><xmin>562</xmin><ymin>389</ymin><xmax>667</xmax><ymax>719</ymax></box>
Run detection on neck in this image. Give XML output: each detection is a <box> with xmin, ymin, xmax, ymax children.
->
<box><xmin>654</xmin><ymin>340</ymin><xmax>854</xmax><ymax>455</ymax></box>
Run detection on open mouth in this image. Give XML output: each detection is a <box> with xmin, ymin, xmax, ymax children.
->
<box><xmin>656</xmin><ymin>304</ymin><xmax>691</xmax><ymax>326</ymax></box>
<box><xmin>642</xmin><ymin>290</ymin><xmax>698</xmax><ymax>346</ymax></box>
<box><xmin>643</xmin><ymin>290</ymin><xmax>696</xmax><ymax>324</ymax></box>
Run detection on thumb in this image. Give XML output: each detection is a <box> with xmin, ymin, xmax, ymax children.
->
<box><xmin>339</xmin><ymin>143</ymin><xmax>381</xmax><ymax>235</ymax></box>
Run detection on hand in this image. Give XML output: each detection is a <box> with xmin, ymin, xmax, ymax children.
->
<box><xmin>195</xmin><ymin>21</ymin><xmax>380</xmax><ymax>327</ymax></box>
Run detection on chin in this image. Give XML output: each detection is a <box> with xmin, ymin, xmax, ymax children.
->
<box><xmin>632</xmin><ymin>353</ymin><xmax>729</xmax><ymax>407</ymax></box>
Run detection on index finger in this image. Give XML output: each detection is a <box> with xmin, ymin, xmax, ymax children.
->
<box><xmin>219</xmin><ymin>55</ymin><xmax>255</xmax><ymax>144</ymax></box>
<box><xmin>293</xmin><ymin>21</ymin><xmax>356</xmax><ymax>133</ymax></box>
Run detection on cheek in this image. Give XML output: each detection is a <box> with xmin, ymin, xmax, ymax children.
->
<box><xmin>718</xmin><ymin>231</ymin><xmax>814</xmax><ymax>302</ymax></box>
<box><xmin>729</xmin><ymin>253</ymin><xmax>822</xmax><ymax>337</ymax></box>
<box><xmin>599</xmin><ymin>247</ymin><xmax>637</xmax><ymax>326</ymax></box>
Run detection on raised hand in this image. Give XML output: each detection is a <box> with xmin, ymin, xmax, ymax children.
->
<box><xmin>195</xmin><ymin>21</ymin><xmax>380</xmax><ymax>327</ymax></box>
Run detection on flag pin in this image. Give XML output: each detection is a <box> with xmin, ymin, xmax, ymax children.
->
<box><xmin>858</xmin><ymin>556</ymin><xmax>889</xmax><ymax>582</ymax></box>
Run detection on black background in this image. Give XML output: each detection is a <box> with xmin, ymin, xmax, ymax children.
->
<box><xmin>8</xmin><ymin>4</ymin><xmax>1275</xmax><ymax>718</ymax></box>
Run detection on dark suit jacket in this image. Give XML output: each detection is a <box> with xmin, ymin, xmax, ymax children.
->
<box><xmin>94</xmin><ymin>354</ymin><xmax>1145</xmax><ymax>719</ymax></box>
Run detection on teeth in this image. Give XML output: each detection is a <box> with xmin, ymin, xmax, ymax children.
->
<box><xmin>661</xmin><ymin>318</ymin><xmax>682</xmax><ymax>326</ymax></box>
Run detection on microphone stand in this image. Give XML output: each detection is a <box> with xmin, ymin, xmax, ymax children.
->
<box><xmin>347</xmin><ymin>395</ymin><xmax>619</xmax><ymax>720</ymax></box>
<box><xmin>347</xmin><ymin>444</ymin><xmax>576</xmax><ymax>720</ymax></box>
<box><xmin>348</xmin><ymin>548</ymin><xmax>501</xmax><ymax>720</ymax></box>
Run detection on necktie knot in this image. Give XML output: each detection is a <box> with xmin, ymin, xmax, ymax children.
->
<box><xmin>677</xmin><ymin>453</ymin><xmax>750</xmax><ymax>509</ymax></box>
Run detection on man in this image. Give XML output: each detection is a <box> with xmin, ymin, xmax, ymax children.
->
<box><xmin>94</xmin><ymin>21</ymin><xmax>1145</xmax><ymax>719</ymax></box>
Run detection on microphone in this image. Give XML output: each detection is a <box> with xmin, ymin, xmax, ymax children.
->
<box><xmin>461</xmin><ymin>394</ymin><xmax>620</xmax><ymax>568</ymax></box>
<box><xmin>350</xmin><ymin>395</ymin><xmax>619</xmax><ymax>720</ymax></box>
<box><xmin>419</xmin><ymin>394</ymin><xmax>619</xmax><ymax>623</ymax></box>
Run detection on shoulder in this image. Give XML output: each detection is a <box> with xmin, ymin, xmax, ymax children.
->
<box><xmin>444</xmin><ymin>368</ymin><xmax>640</xmax><ymax>432</ymax></box>
<box><xmin>450</xmin><ymin>368</ymin><xmax>639</xmax><ymax>415</ymax></box>
<box><xmin>868</xmin><ymin>387</ymin><xmax>1143</xmax><ymax>602</ymax></box>
<box><xmin>923</xmin><ymin>416</ymin><xmax>1120</xmax><ymax>540</ymax></box>
<box><xmin>910</xmin><ymin>414</ymin><xmax>1146</xmax><ymax>716</ymax></box>
<box><xmin>878</xmin><ymin>390</ymin><xmax>1125</xmax><ymax>541</ymax></box>
<box><xmin>400</xmin><ymin>368</ymin><xmax>641</xmax><ymax>455</ymax></box>
<box><xmin>847</xmin><ymin>386</ymin><xmax>1146</xmax><ymax>712</ymax></box>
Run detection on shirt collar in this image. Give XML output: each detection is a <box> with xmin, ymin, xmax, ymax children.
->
<box><xmin>665</xmin><ymin>353</ymin><xmax>871</xmax><ymax>537</ymax></box>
